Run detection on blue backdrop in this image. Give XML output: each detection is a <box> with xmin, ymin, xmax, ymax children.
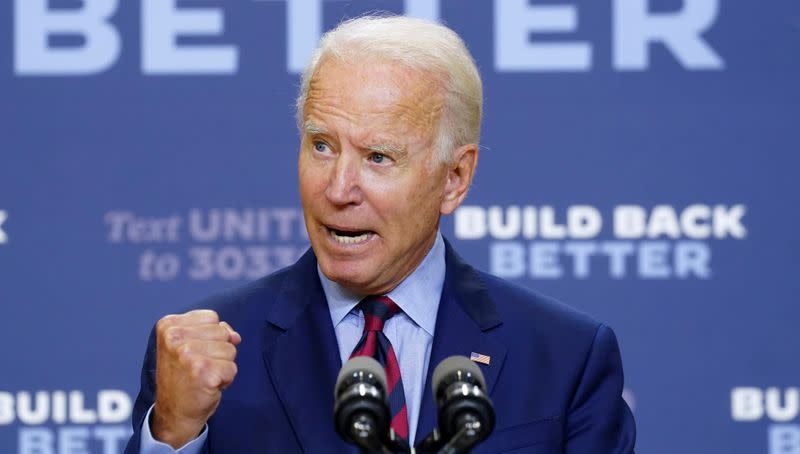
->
<box><xmin>1</xmin><ymin>1</ymin><xmax>798</xmax><ymax>453</ymax></box>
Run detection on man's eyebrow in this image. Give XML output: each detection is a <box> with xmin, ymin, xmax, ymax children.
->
<box><xmin>304</xmin><ymin>121</ymin><xmax>406</xmax><ymax>156</ymax></box>
<box><xmin>366</xmin><ymin>143</ymin><xmax>406</xmax><ymax>156</ymax></box>
<box><xmin>303</xmin><ymin>122</ymin><xmax>327</xmax><ymax>135</ymax></box>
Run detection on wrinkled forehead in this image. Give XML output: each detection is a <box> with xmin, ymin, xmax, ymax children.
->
<box><xmin>303</xmin><ymin>56</ymin><xmax>446</xmax><ymax>141</ymax></box>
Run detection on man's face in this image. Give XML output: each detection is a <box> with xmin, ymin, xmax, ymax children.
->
<box><xmin>298</xmin><ymin>57</ymin><xmax>450</xmax><ymax>295</ymax></box>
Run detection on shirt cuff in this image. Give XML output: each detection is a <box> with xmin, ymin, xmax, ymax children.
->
<box><xmin>139</xmin><ymin>404</ymin><xmax>207</xmax><ymax>454</ymax></box>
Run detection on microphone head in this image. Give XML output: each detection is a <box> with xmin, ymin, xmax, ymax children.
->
<box><xmin>432</xmin><ymin>355</ymin><xmax>487</xmax><ymax>397</ymax></box>
<box><xmin>431</xmin><ymin>355</ymin><xmax>495</xmax><ymax>445</ymax></box>
<box><xmin>334</xmin><ymin>356</ymin><xmax>391</xmax><ymax>450</ymax></box>
<box><xmin>336</xmin><ymin>356</ymin><xmax>387</xmax><ymax>397</ymax></box>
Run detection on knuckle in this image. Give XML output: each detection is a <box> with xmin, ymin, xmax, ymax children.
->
<box><xmin>219</xmin><ymin>362</ymin><xmax>237</xmax><ymax>385</ymax></box>
<box><xmin>176</xmin><ymin>350</ymin><xmax>194</xmax><ymax>368</ymax></box>
<box><xmin>205</xmin><ymin>374</ymin><xmax>221</xmax><ymax>389</ymax></box>
<box><xmin>176</xmin><ymin>341</ymin><xmax>194</xmax><ymax>358</ymax></box>
<box><xmin>190</xmin><ymin>358</ymin><xmax>208</xmax><ymax>379</ymax></box>
<box><xmin>164</xmin><ymin>326</ymin><xmax>185</xmax><ymax>346</ymax></box>
<box><xmin>194</xmin><ymin>309</ymin><xmax>219</xmax><ymax>323</ymax></box>
<box><xmin>156</xmin><ymin>314</ymin><xmax>177</xmax><ymax>333</ymax></box>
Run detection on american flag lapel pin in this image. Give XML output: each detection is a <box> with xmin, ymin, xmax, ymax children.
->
<box><xmin>470</xmin><ymin>352</ymin><xmax>491</xmax><ymax>365</ymax></box>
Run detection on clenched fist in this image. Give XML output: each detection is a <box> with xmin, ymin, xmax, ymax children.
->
<box><xmin>151</xmin><ymin>309</ymin><xmax>241</xmax><ymax>448</ymax></box>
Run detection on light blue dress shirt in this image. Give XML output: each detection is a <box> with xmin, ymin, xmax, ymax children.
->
<box><xmin>140</xmin><ymin>233</ymin><xmax>445</xmax><ymax>453</ymax></box>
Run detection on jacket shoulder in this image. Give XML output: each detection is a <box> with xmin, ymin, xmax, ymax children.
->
<box><xmin>184</xmin><ymin>263</ymin><xmax>300</xmax><ymax>328</ymax></box>
<box><xmin>478</xmin><ymin>270</ymin><xmax>604</xmax><ymax>343</ymax></box>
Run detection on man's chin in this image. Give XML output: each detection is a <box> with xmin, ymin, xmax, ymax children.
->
<box><xmin>318</xmin><ymin>259</ymin><xmax>375</xmax><ymax>292</ymax></box>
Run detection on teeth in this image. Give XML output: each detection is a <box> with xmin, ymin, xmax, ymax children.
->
<box><xmin>331</xmin><ymin>230</ymin><xmax>371</xmax><ymax>244</ymax></box>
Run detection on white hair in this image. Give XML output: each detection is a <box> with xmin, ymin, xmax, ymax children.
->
<box><xmin>295</xmin><ymin>14</ymin><xmax>483</xmax><ymax>164</ymax></box>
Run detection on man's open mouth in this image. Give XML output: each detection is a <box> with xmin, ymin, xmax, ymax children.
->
<box><xmin>327</xmin><ymin>226</ymin><xmax>375</xmax><ymax>245</ymax></box>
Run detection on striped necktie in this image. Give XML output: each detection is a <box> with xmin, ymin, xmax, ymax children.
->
<box><xmin>349</xmin><ymin>295</ymin><xmax>409</xmax><ymax>440</ymax></box>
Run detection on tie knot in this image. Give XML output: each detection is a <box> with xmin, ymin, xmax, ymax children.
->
<box><xmin>359</xmin><ymin>295</ymin><xmax>400</xmax><ymax>332</ymax></box>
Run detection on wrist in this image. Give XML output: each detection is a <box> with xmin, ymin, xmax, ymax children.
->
<box><xmin>151</xmin><ymin>403</ymin><xmax>205</xmax><ymax>449</ymax></box>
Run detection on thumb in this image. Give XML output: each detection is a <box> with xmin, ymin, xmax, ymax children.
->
<box><xmin>219</xmin><ymin>321</ymin><xmax>242</xmax><ymax>345</ymax></box>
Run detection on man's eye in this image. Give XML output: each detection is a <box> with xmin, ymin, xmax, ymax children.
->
<box><xmin>369</xmin><ymin>153</ymin><xmax>387</xmax><ymax>164</ymax></box>
<box><xmin>313</xmin><ymin>141</ymin><xmax>329</xmax><ymax>153</ymax></box>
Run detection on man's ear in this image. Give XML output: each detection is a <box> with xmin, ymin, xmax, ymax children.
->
<box><xmin>440</xmin><ymin>143</ymin><xmax>479</xmax><ymax>215</ymax></box>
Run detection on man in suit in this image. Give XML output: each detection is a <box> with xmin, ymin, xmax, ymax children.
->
<box><xmin>126</xmin><ymin>15</ymin><xmax>636</xmax><ymax>454</ymax></box>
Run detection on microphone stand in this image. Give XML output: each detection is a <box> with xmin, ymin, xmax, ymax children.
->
<box><xmin>413</xmin><ymin>414</ymin><xmax>483</xmax><ymax>454</ymax></box>
<box><xmin>354</xmin><ymin>422</ymin><xmax>481</xmax><ymax>454</ymax></box>
<box><xmin>437</xmin><ymin>414</ymin><xmax>483</xmax><ymax>454</ymax></box>
<box><xmin>352</xmin><ymin>425</ymin><xmax>414</xmax><ymax>454</ymax></box>
<box><xmin>385</xmin><ymin>429</ymin><xmax>413</xmax><ymax>454</ymax></box>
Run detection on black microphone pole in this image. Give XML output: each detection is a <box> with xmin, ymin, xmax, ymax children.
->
<box><xmin>435</xmin><ymin>413</ymin><xmax>484</xmax><ymax>454</ymax></box>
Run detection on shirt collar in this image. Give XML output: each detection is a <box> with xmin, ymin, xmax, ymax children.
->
<box><xmin>319</xmin><ymin>232</ymin><xmax>445</xmax><ymax>336</ymax></box>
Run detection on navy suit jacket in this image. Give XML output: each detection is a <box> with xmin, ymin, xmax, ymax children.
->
<box><xmin>125</xmin><ymin>240</ymin><xmax>636</xmax><ymax>453</ymax></box>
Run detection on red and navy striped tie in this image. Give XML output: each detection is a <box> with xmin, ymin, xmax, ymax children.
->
<box><xmin>349</xmin><ymin>295</ymin><xmax>409</xmax><ymax>440</ymax></box>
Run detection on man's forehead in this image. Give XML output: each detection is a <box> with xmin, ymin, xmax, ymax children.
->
<box><xmin>310</xmin><ymin>63</ymin><xmax>441</xmax><ymax>103</ymax></box>
<box><xmin>303</xmin><ymin>58</ymin><xmax>445</xmax><ymax>141</ymax></box>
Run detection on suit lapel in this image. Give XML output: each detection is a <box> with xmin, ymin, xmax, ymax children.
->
<box><xmin>260</xmin><ymin>242</ymin><xmax>507</xmax><ymax>451</ymax></box>
<box><xmin>414</xmin><ymin>240</ymin><xmax>508</xmax><ymax>444</ymax></box>
<box><xmin>261</xmin><ymin>250</ymin><xmax>355</xmax><ymax>454</ymax></box>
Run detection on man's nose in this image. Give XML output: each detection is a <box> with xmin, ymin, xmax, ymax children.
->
<box><xmin>325</xmin><ymin>152</ymin><xmax>363</xmax><ymax>206</ymax></box>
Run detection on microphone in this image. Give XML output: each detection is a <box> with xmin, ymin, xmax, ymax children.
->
<box><xmin>334</xmin><ymin>356</ymin><xmax>391</xmax><ymax>453</ymax></box>
<box><xmin>430</xmin><ymin>356</ymin><xmax>495</xmax><ymax>453</ymax></box>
